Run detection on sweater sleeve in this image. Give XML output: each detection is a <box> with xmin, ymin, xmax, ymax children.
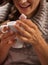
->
<box><xmin>0</xmin><ymin>3</ymin><xmax>10</xmax><ymax>22</ymax></box>
<box><xmin>45</xmin><ymin>3</ymin><xmax>48</xmax><ymax>43</ymax></box>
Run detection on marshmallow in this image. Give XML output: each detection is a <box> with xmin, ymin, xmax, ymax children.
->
<box><xmin>7</xmin><ymin>14</ymin><xmax>27</xmax><ymax>32</ymax></box>
<box><xmin>19</xmin><ymin>14</ymin><xmax>27</xmax><ymax>20</ymax></box>
<box><xmin>21</xmin><ymin>0</ymin><xmax>27</xmax><ymax>3</ymax></box>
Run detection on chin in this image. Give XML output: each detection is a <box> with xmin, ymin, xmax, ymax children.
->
<box><xmin>20</xmin><ymin>10</ymin><xmax>32</xmax><ymax>16</ymax></box>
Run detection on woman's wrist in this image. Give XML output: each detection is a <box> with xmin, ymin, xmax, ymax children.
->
<box><xmin>32</xmin><ymin>35</ymin><xmax>47</xmax><ymax>48</ymax></box>
<box><xmin>32</xmin><ymin>36</ymin><xmax>48</xmax><ymax>65</ymax></box>
<box><xmin>0</xmin><ymin>40</ymin><xmax>12</xmax><ymax>51</ymax></box>
<box><xmin>0</xmin><ymin>42</ymin><xmax>11</xmax><ymax>64</ymax></box>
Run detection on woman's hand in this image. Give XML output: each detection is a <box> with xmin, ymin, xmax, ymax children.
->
<box><xmin>0</xmin><ymin>26</ymin><xmax>17</xmax><ymax>47</ymax></box>
<box><xmin>0</xmin><ymin>26</ymin><xmax>17</xmax><ymax>64</ymax></box>
<box><xmin>14</xmin><ymin>19</ymin><xmax>42</xmax><ymax>46</ymax></box>
<box><xmin>14</xmin><ymin>19</ymin><xmax>48</xmax><ymax>65</ymax></box>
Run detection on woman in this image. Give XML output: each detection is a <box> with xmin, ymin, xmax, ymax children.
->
<box><xmin>0</xmin><ymin>0</ymin><xmax>48</xmax><ymax>65</ymax></box>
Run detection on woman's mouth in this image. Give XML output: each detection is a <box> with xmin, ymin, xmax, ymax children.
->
<box><xmin>19</xmin><ymin>2</ymin><xmax>31</xmax><ymax>8</ymax></box>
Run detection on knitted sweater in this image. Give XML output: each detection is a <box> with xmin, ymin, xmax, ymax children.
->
<box><xmin>32</xmin><ymin>0</ymin><xmax>48</xmax><ymax>42</ymax></box>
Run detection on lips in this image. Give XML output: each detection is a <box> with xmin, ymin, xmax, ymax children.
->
<box><xmin>19</xmin><ymin>2</ymin><xmax>31</xmax><ymax>8</ymax></box>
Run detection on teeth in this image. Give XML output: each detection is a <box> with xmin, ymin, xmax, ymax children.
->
<box><xmin>19</xmin><ymin>1</ymin><xmax>30</xmax><ymax>8</ymax></box>
<box><xmin>21</xmin><ymin>0</ymin><xmax>27</xmax><ymax>3</ymax></box>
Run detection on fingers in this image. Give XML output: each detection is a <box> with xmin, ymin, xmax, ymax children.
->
<box><xmin>14</xmin><ymin>20</ymin><xmax>37</xmax><ymax>41</ymax></box>
<box><xmin>0</xmin><ymin>27</ymin><xmax>15</xmax><ymax>40</ymax></box>
<box><xmin>17</xmin><ymin>34</ymin><xmax>34</xmax><ymax>44</ymax></box>
<box><xmin>16</xmin><ymin>19</ymin><xmax>42</xmax><ymax>35</ymax></box>
<box><xmin>16</xmin><ymin>20</ymin><xmax>33</xmax><ymax>34</ymax></box>
<box><xmin>1</xmin><ymin>33</ymin><xmax>17</xmax><ymax>45</ymax></box>
<box><xmin>14</xmin><ymin>20</ymin><xmax>38</xmax><ymax>38</ymax></box>
<box><xmin>14</xmin><ymin>22</ymin><xmax>31</xmax><ymax>38</ymax></box>
<box><xmin>6</xmin><ymin>33</ymin><xmax>17</xmax><ymax>45</ymax></box>
<box><xmin>21</xmin><ymin>19</ymin><xmax>42</xmax><ymax>35</ymax></box>
<box><xmin>14</xmin><ymin>19</ymin><xmax>42</xmax><ymax>45</ymax></box>
<box><xmin>17</xmin><ymin>34</ymin><xmax>28</xmax><ymax>42</ymax></box>
<box><xmin>21</xmin><ymin>19</ymin><xmax>37</xmax><ymax>29</ymax></box>
<box><xmin>36</xmin><ymin>28</ymin><xmax>42</xmax><ymax>35</ymax></box>
<box><xmin>1</xmin><ymin>32</ymin><xmax>14</xmax><ymax>40</ymax></box>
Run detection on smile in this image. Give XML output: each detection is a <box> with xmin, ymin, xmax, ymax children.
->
<box><xmin>19</xmin><ymin>2</ymin><xmax>31</xmax><ymax>8</ymax></box>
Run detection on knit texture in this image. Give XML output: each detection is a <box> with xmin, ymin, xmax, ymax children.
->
<box><xmin>32</xmin><ymin>0</ymin><xmax>48</xmax><ymax>42</ymax></box>
<box><xmin>0</xmin><ymin>3</ymin><xmax>10</xmax><ymax>22</ymax></box>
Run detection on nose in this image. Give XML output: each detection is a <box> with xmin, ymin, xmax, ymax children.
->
<box><xmin>19</xmin><ymin>0</ymin><xmax>27</xmax><ymax>4</ymax></box>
